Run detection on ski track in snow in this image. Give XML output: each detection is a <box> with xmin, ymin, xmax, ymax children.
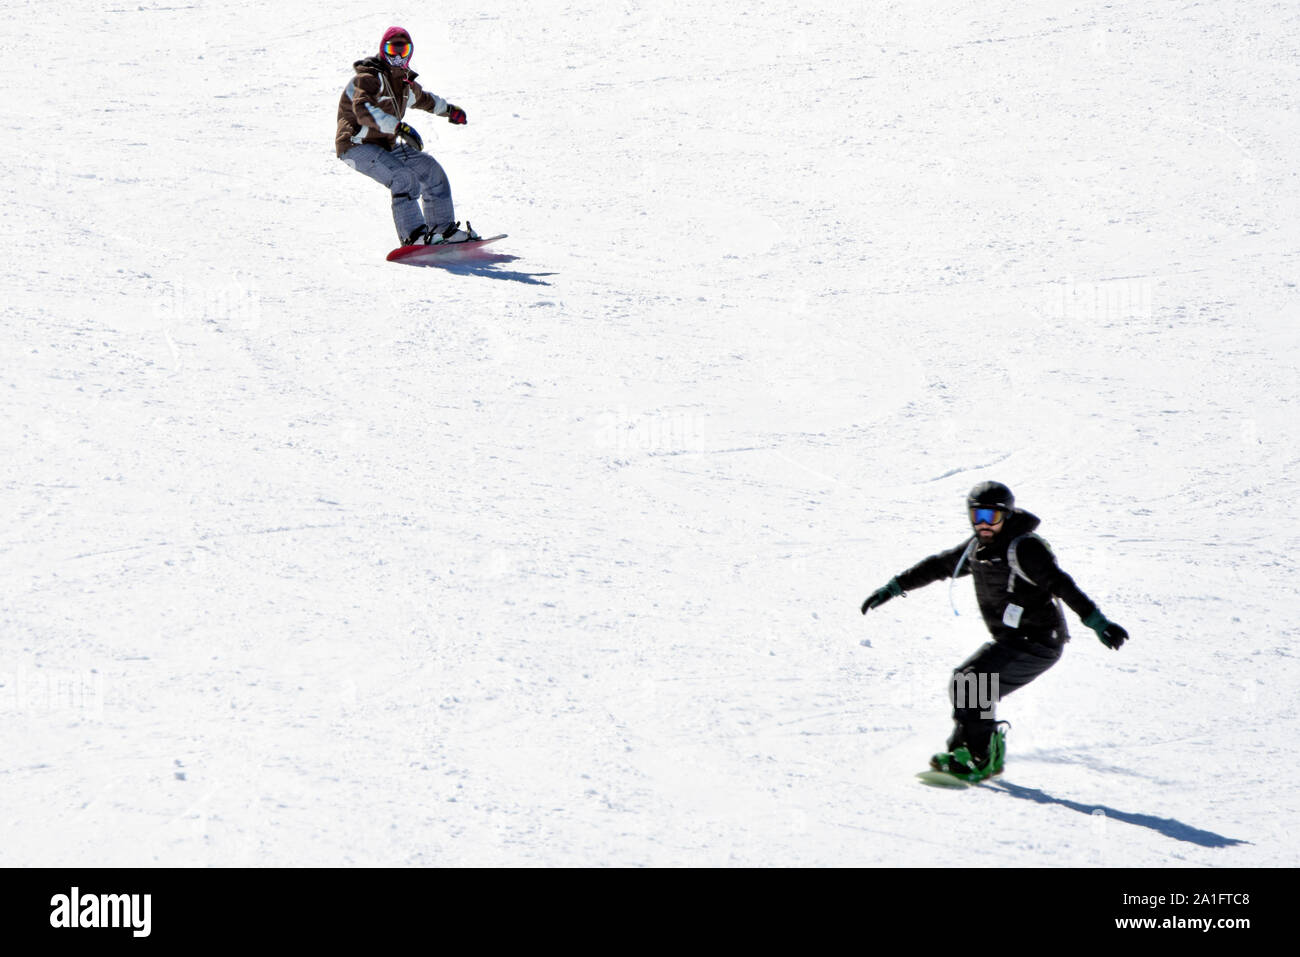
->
<box><xmin>1</xmin><ymin>1</ymin><xmax>1298</xmax><ymax>866</ymax></box>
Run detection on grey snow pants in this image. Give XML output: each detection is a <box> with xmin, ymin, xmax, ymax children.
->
<box><xmin>341</xmin><ymin>143</ymin><xmax>454</xmax><ymax>243</ymax></box>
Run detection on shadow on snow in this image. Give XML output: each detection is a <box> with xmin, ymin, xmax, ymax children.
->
<box><xmin>414</xmin><ymin>254</ymin><xmax>555</xmax><ymax>286</ymax></box>
<box><xmin>984</xmin><ymin>780</ymin><xmax>1250</xmax><ymax>849</ymax></box>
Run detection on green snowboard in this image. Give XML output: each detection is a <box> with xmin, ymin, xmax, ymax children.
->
<box><xmin>916</xmin><ymin>770</ymin><xmax>977</xmax><ymax>788</ymax></box>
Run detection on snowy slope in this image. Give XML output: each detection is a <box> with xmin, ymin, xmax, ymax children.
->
<box><xmin>1</xmin><ymin>0</ymin><xmax>1297</xmax><ymax>866</ymax></box>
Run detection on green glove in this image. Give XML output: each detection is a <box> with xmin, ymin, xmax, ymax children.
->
<box><xmin>861</xmin><ymin>578</ymin><xmax>904</xmax><ymax>615</ymax></box>
<box><xmin>1083</xmin><ymin>609</ymin><xmax>1128</xmax><ymax>650</ymax></box>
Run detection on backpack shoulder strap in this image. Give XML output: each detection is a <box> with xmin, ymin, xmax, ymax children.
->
<box><xmin>1007</xmin><ymin>533</ymin><xmax>1051</xmax><ymax>587</ymax></box>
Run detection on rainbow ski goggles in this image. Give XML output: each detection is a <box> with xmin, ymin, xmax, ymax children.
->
<box><xmin>970</xmin><ymin>507</ymin><xmax>1008</xmax><ymax>526</ymax></box>
<box><xmin>384</xmin><ymin>39</ymin><xmax>412</xmax><ymax>58</ymax></box>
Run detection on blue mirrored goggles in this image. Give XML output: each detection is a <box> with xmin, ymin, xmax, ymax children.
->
<box><xmin>970</xmin><ymin>507</ymin><xmax>1008</xmax><ymax>526</ymax></box>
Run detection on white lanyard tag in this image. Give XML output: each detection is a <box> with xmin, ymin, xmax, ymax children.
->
<box><xmin>1003</xmin><ymin>603</ymin><xmax>1024</xmax><ymax>628</ymax></box>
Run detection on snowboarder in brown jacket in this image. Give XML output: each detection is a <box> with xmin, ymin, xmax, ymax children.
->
<box><xmin>336</xmin><ymin>27</ymin><xmax>479</xmax><ymax>246</ymax></box>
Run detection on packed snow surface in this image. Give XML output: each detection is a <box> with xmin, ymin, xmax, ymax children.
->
<box><xmin>2</xmin><ymin>0</ymin><xmax>1297</xmax><ymax>866</ymax></box>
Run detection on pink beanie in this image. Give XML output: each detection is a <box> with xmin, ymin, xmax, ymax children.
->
<box><xmin>380</xmin><ymin>26</ymin><xmax>412</xmax><ymax>55</ymax></box>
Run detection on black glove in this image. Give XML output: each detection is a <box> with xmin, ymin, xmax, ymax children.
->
<box><xmin>1084</xmin><ymin>610</ymin><xmax>1128</xmax><ymax>650</ymax></box>
<box><xmin>396</xmin><ymin>122</ymin><xmax>423</xmax><ymax>151</ymax></box>
<box><xmin>1099</xmin><ymin>622</ymin><xmax>1128</xmax><ymax>650</ymax></box>
<box><xmin>446</xmin><ymin>104</ymin><xmax>467</xmax><ymax>125</ymax></box>
<box><xmin>861</xmin><ymin>578</ymin><xmax>904</xmax><ymax>615</ymax></box>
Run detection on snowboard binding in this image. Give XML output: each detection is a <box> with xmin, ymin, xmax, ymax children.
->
<box><xmin>925</xmin><ymin>723</ymin><xmax>1009</xmax><ymax>784</ymax></box>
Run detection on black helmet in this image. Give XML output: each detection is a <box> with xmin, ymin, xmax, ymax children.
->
<box><xmin>967</xmin><ymin>481</ymin><xmax>1014</xmax><ymax>512</ymax></box>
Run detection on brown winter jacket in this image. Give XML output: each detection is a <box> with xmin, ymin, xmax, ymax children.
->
<box><xmin>336</xmin><ymin>56</ymin><xmax>449</xmax><ymax>157</ymax></box>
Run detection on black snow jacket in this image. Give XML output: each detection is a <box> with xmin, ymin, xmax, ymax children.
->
<box><xmin>892</xmin><ymin>510</ymin><xmax>1099</xmax><ymax>648</ymax></box>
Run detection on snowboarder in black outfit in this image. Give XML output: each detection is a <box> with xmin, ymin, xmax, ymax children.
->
<box><xmin>860</xmin><ymin>481</ymin><xmax>1129</xmax><ymax>781</ymax></box>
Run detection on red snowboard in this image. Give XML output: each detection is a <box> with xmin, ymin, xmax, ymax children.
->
<box><xmin>386</xmin><ymin>234</ymin><xmax>507</xmax><ymax>266</ymax></box>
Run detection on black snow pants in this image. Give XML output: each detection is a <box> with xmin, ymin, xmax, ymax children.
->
<box><xmin>946</xmin><ymin>637</ymin><xmax>1062</xmax><ymax>759</ymax></box>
